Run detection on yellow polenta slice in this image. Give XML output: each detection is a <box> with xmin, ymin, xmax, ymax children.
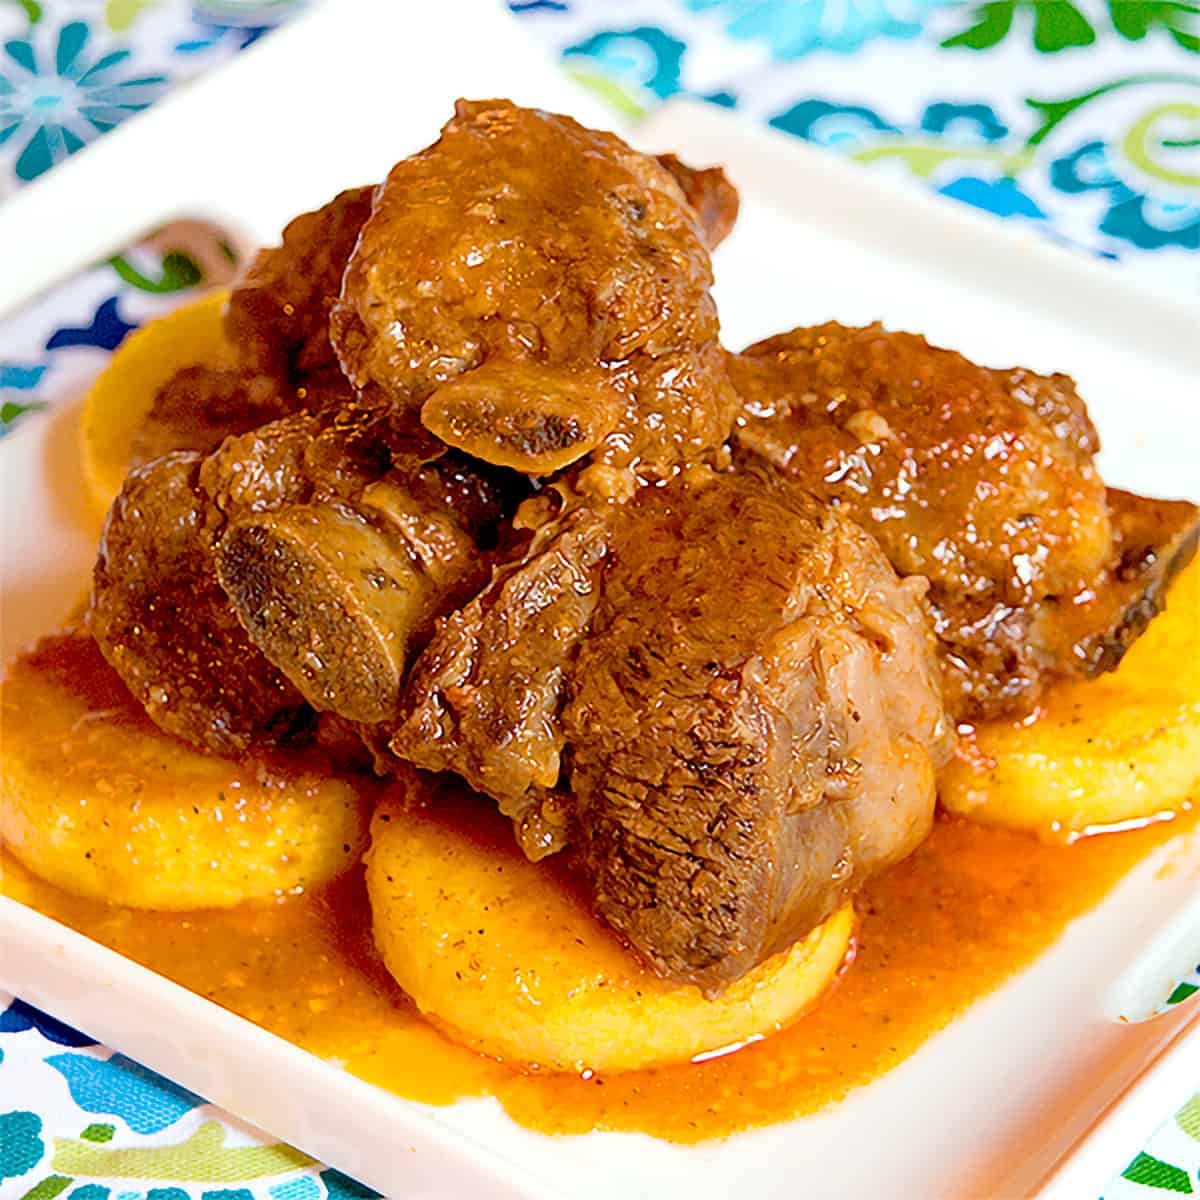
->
<box><xmin>366</xmin><ymin>781</ymin><xmax>854</xmax><ymax>1073</ymax></box>
<box><xmin>939</xmin><ymin>558</ymin><xmax>1200</xmax><ymax>835</ymax></box>
<box><xmin>1</xmin><ymin>631</ymin><xmax>374</xmax><ymax>909</ymax></box>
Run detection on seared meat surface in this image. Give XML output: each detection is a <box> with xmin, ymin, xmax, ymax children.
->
<box><xmin>567</xmin><ymin>472</ymin><xmax>952</xmax><ymax>991</ymax></box>
<box><xmin>132</xmin><ymin>187</ymin><xmax>376</xmax><ymax>474</ymax></box>
<box><xmin>732</xmin><ymin>323</ymin><xmax>1110</xmax><ymax>604</ymax></box>
<box><xmin>1038</xmin><ymin>488</ymin><xmax>1200</xmax><ymax>677</ymax></box>
<box><xmin>225</xmin><ymin>185</ymin><xmax>377</xmax><ymax>381</ymax></box>
<box><xmin>730</xmin><ymin>323</ymin><xmax>1198</xmax><ymax>720</ymax></box>
<box><xmin>653</xmin><ymin>153</ymin><xmax>739</xmax><ymax>249</ymax></box>
<box><xmin>87</xmin><ymin>100</ymin><xmax>1196</xmax><ymax>996</ymax></box>
<box><xmin>128</xmin><ymin>366</ymin><xmax>289</xmax><ymax>470</ymax></box>
<box><xmin>394</xmin><ymin>470</ymin><xmax>952</xmax><ymax>991</ymax></box>
<box><xmin>393</xmin><ymin>503</ymin><xmax>609</xmax><ymax>846</ymax></box>
<box><xmin>94</xmin><ymin>404</ymin><xmax>515</xmax><ymax>750</ymax></box>
<box><xmin>135</xmin><ymin>111</ymin><xmax>741</xmax><ymax>497</ymax></box>
<box><xmin>332</xmin><ymin>99</ymin><xmax>738</xmax><ymax>485</ymax></box>
<box><xmin>89</xmin><ymin>453</ymin><xmax>309</xmax><ymax>754</ymax></box>
<box><xmin>129</xmin><ymin>364</ymin><xmax>357</xmax><ymax>473</ymax></box>
<box><xmin>207</xmin><ymin>409</ymin><xmax>513</xmax><ymax>725</ymax></box>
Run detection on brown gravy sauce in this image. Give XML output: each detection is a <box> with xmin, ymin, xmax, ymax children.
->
<box><xmin>1</xmin><ymin>644</ymin><xmax>1191</xmax><ymax>1143</ymax></box>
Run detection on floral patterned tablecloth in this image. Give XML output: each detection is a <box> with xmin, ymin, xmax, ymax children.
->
<box><xmin>1</xmin><ymin>2</ymin><xmax>1197</xmax><ymax>1197</ymax></box>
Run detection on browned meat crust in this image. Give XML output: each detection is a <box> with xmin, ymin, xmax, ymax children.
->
<box><xmin>94</xmin><ymin>403</ymin><xmax>516</xmax><ymax>752</ymax></box>
<box><xmin>224</xmin><ymin>185</ymin><xmax>376</xmax><ymax>380</ymax></box>
<box><xmin>128</xmin><ymin>366</ymin><xmax>287</xmax><ymax>470</ymax></box>
<box><xmin>208</xmin><ymin>412</ymin><xmax>512</xmax><ymax>726</ymax></box>
<box><xmin>392</xmin><ymin>503</ymin><xmax>609</xmax><ymax>834</ymax></box>
<box><xmin>727</xmin><ymin>322</ymin><xmax>1186</xmax><ymax>721</ymax></box>
<box><xmin>1043</xmin><ymin>488</ymin><xmax>1200</xmax><ymax>678</ymax></box>
<box><xmin>89</xmin><ymin>452</ymin><xmax>309</xmax><ymax>754</ymax></box>
<box><xmin>654</xmin><ymin>153</ymin><xmax>740</xmax><ymax>249</ymax></box>
<box><xmin>129</xmin><ymin>363</ymin><xmax>358</xmax><ymax>475</ymax></box>
<box><xmin>135</xmin><ymin>182</ymin><xmax>374</xmax><ymax>475</ymax></box>
<box><xmin>332</xmin><ymin>99</ymin><xmax>738</xmax><ymax>483</ymax></box>
<box><xmin>89</xmin><ymin>101</ymin><xmax>1195</xmax><ymax>996</ymax></box>
<box><xmin>393</xmin><ymin>470</ymin><xmax>952</xmax><ymax>991</ymax></box>
<box><xmin>919</xmin><ymin>491</ymin><xmax>1199</xmax><ymax>721</ymax></box>
<box><xmin>732</xmin><ymin>323</ymin><xmax>1109</xmax><ymax>605</ymax></box>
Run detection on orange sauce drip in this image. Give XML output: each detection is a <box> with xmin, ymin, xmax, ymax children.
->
<box><xmin>2</xmin><ymin>630</ymin><xmax>1193</xmax><ymax>1141</ymax></box>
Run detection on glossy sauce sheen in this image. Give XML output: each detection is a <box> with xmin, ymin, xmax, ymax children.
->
<box><xmin>2</xmin><ymin>769</ymin><xmax>1184</xmax><ymax>1142</ymax></box>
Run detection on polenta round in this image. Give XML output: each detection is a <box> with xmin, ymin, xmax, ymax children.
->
<box><xmin>80</xmin><ymin>290</ymin><xmax>233</xmax><ymax>515</ymax></box>
<box><xmin>365</xmin><ymin>779</ymin><xmax>855</xmax><ymax>1074</ymax></box>
<box><xmin>939</xmin><ymin>558</ymin><xmax>1200</xmax><ymax>835</ymax></box>
<box><xmin>1</xmin><ymin>632</ymin><xmax>374</xmax><ymax>909</ymax></box>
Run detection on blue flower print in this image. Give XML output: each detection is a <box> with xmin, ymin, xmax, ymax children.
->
<box><xmin>46</xmin><ymin>295</ymin><xmax>137</xmax><ymax>351</ymax></box>
<box><xmin>0</xmin><ymin>1111</ymin><xmax>44</xmax><ymax>1181</ymax></box>
<box><xmin>0</xmin><ymin>365</ymin><xmax>48</xmax><ymax>435</ymax></box>
<box><xmin>1051</xmin><ymin>140</ymin><xmax>1200</xmax><ymax>250</ymax></box>
<box><xmin>682</xmin><ymin>0</ymin><xmax>952</xmax><ymax>58</ymax></box>
<box><xmin>0</xmin><ymin>364</ymin><xmax>47</xmax><ymax>391</ymax></box>
<box><xmin>0</xmin><ymin>19</ymin><xmax>167</xmax><ymax>181</ymax></box>
<box><xmin>175</xmin><ymin>24</ymin><xmax>274</xmax><ymax>54</ymax></box>
<box><xmin>192</xmin><ymin>0</ymin><xmax>302</xmax><ymax>23</ymax></box>
<box><xmin>319</xmin><ymin>1169</ymin><xmax>381</xmax><ymax>1200</ymax></box>
<box><xmin>46</xmin><ymin>1053</ymin><xmax>205</xmax><ymax>1134</ymax></box>
<box><xmin>564</xmin><ymin>27</ymin><xmax>686</xmax><ymax>101</ymax></box>
<box><xmin>268</xmin><ymin>1179</ymin><xmax>322</xmax><ymax>1200</ymax></box>
<box><xmin>938</xmin><ymin>176</ymin><xmax>1046</xmax><ymax>218</ymax></box>
<box><xmin>921</xmin><ymin>102</ymin><xmax>1009</xmax><ymax>143</ymax></box>
<box><xmin>176</xmin><ymin>2</ymin><xmax>304</xmax><ymax>53</ymax></box>
<box><xmin>0</xmin><ymin>996</ymin><xmax>95</xmax><ymax>1046</ymax></box>
<box><xmin>770</xmin><ymin>99</ymin><xmax>898</xmax><ymax>148</ymax></box>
